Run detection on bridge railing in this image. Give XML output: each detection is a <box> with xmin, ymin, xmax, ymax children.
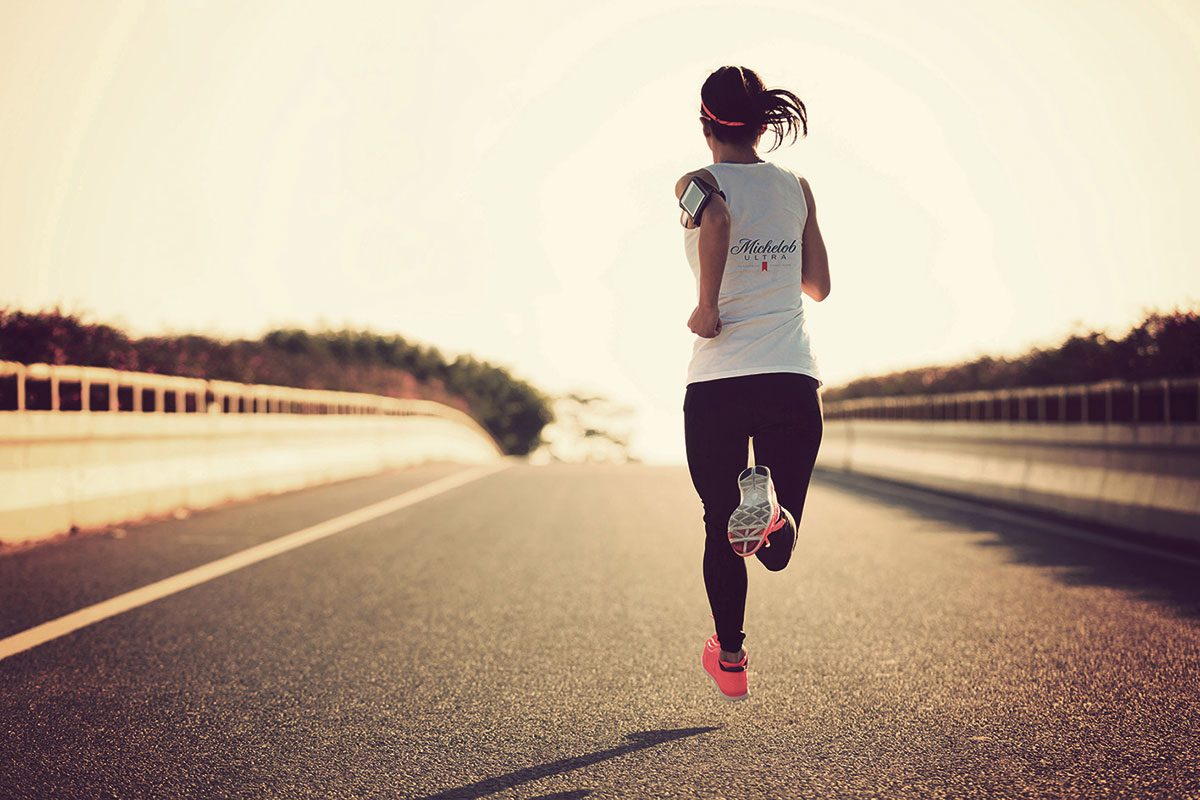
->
<box><xmin>821</xmin><ymin>376</ymin><xmax>1200</xmax><ymax>426</ymax></box>
<box><xmin>816</xmin><ymin>375</ymin><xmax>1200</xmax><ymax>544</ymax></box>
<box><xmin>0</xmin><ymin>360</ymin><xmax>495</xmax><ymax>442</ymax></box>
<box><xmin>0</xmin><ymin>360</ymin><xmax>503</xmax><ymax>546</ymax></box>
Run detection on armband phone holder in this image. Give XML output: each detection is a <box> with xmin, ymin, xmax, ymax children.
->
<box><xmin>679</xmin><ymin>176</ymin><xmax>726</xmax><ymax>228</ymax></box>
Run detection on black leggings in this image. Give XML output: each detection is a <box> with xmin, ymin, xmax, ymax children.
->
<box><xmin>683</xmin><ymin>371</ymin><xmax>823</xmax><ymax>653</ymax></box>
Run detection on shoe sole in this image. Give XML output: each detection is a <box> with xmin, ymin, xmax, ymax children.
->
<box><xmin>727</xmin><ymin>465</ymin><xmax>778</xmax><ymax>558</ymax></box>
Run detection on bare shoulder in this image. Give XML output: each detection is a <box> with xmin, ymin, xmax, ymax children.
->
<box><xmin>796</xmin><ymin>175</ymin><xmax>817</xmax><ymax>211</ymax></box>
<box><xmin>674</xmin><ymin>168</ymin><xmax>719</xmax><ymax>200</ymax></box>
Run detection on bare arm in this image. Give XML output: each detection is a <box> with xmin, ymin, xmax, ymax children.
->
<box><xmin>694</xmin><ymin>195</ymin><xmax>731</xmax><ymax>310</ymax></box>
<box><xmin>675</xmin><ymin>170</ymin><xmax>731</xmax><ymax>337</ymax></box>
<box><xmin>798</xmin><ymin>177</ymin><xmax>830</xmax><ymax>302</ymax></box>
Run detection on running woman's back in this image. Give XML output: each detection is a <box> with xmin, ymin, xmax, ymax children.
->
<box><xmin>682</xmin><ymin>161</ymin><xmax>822</xmax><ymax>387</ymax></box>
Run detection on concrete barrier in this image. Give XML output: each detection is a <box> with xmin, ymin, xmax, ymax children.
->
<box><xmin>0</xmin><ymin>411</ymin><xmax>501</xmax><ymax>546</ymax></box>
<box><xmin>0</xmin><ymin>362</ymin><xmax>503</xmax><ymax>546</ymax></box>
<box><xmin>814</xmin><ymin>419</ymin><xmax>1200</xmax><ymax>544</ymax></box>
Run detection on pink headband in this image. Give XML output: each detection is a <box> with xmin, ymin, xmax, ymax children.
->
<box><xmin>700</xmin><ymin>100</ymin><xmax>746</xmax><ymax>127</ymax></box>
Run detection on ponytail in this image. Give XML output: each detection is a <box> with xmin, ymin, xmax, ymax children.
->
<box><xmin>755</xmin><ymin>88</ymin><xmax>808</xmax><ymax>150</ymax></box>
<box><xmin>699</xmin><ymin>66</ymin><xmax>808</xmax><ymax>152</ymax></box>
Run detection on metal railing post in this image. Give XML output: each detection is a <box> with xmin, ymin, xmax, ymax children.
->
<box><xmin>1163</xmin><ymin>378</ymin><xmax>1171</xmax><ymax>426</ymax></box>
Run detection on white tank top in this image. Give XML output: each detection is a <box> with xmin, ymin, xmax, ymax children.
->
<box><xmin>683</xmin><ymin>160</ymin><xmax>823</xmax><ymax>387</ymax></box>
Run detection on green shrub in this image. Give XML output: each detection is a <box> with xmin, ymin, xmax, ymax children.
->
<box><xmin>0</xmin><ymin>307</ymin><xmax>552</xmax><ymax>455</ymax></box>
<box><xmin>823</xmin><ymin>305</ymin><xmax>1200</xmax><ymax>401</ymax></box>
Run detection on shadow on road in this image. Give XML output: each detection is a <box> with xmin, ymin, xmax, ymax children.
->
<box><xmin>814</xmin><ymin>469</ymin><xmax>1200</xmax><ymax>621</ymax></box>
<box><xmin>413</xmin><ymin>727</ymin><xmax>718</xmax><ymax>800</ymax></box>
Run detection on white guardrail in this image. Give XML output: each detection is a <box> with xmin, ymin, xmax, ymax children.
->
<box><xmin>815</xmin><ymin>376</ymin><xmax>1200</xmax><ymax>545</ymax></box>
<box><xmin>822</xmin><ymin>376</ymin><xmax>1200</xmax><ymax>425</ymax></box>
<box><xmin>0</xmin><ymin>361</ymin><xmax>503</xmax><ymax>546</ymax></box>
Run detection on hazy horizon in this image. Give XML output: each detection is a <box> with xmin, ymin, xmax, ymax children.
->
<box><xmin>4</xmin><ymin>295</ymin><xmax>1194</xmax><ymax>385</ymax></box>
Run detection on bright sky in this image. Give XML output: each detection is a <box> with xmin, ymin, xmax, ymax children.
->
<box><xmin>3</xmin><ymin>0</ymin><xmax>1199</xmax><ymax>463</ymax></box>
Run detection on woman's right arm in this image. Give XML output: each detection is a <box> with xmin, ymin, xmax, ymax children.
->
<box><xmin>799</xmin><ymin>177</ymin><xmax>830</xmax><ymax>302</ymax></box>
<box><xmin>676</xmin><ymin>170</ymin><xmax>731</xmax><ymax>338</ymax></box>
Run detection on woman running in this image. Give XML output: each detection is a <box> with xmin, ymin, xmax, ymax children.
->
<box><xmin>675</xmin><ymin>65</ymin><xmax>830</xmax><ymax>702</ymax></box>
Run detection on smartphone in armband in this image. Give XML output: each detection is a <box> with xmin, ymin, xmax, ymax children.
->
<box><xmin>679</xmin><ymin>176</ymin><xmax>726</xmax><ymax>228</ymax></box>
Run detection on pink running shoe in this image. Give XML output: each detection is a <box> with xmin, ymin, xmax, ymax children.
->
<box><xmin>701</xmin><ymin>634</ymin><xmax>749</xmax><ymax>701</ymax></box>
<box><xmin>727</xmin><ymin>465</ymin><xmax>787</xmax><ymax>558</ymax></box>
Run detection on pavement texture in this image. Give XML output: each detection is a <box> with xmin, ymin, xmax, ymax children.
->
<box><xmin>1</xmin><ymin>461</ymin><xmax>1198</xmax><ymax>799</ymax></box>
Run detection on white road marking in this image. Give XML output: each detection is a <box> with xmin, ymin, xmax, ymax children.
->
<box><xmin>0</xmin><ymin>462</ymin><xmax>510</xmax><ymax>662</ymax></box>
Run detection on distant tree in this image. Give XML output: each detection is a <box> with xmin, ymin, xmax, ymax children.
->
<box><xmin>532</xmin><ymin>392</ymin><xmax>635</xmax><ymax>463</ymax></box>
<box><xmin>822</xmin><ymin>305</ymin><xmax>1200</xmax><ymax>400</ymax></box>
<box><xmin>0</xmin><ymin>306</ymin><xmax>138</xmax><ymax>369</ymax></box>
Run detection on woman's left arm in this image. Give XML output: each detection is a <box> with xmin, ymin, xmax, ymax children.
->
<box><xmin>799</xmin><ymin>177</ymin><xmax>830</xmax><ymax>302</ymax></box>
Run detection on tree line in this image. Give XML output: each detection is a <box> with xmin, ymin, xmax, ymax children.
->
<box><xmin>0</xmin><ymin>307</ymin><xmax>553</xmax><ymax>455</ymax></box>
<box><xmin>822</xmin><ymin>305</ymin><xmax>1200</xmax><ymax>401</ymax></box>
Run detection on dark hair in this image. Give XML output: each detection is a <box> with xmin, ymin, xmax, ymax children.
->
<box><xmin>699</xmin><ymin>66</ymin><xmax>807</xmax><ymax>152</ymax></box>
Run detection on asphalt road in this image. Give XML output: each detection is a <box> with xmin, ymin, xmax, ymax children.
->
<box><xmin>1</xmin><ymin>462</ymin><xmax>1198</xmax><ymax>799</ymax></box>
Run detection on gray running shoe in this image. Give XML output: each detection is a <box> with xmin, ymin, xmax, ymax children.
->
<box><xmin>726</xmin><ymin>465</ymin><xmax>787</xmax><ymax>558</ymax></box>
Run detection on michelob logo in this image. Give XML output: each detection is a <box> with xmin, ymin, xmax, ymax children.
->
<box><xmin>730</xmin><ymin>238</ymin><xmax>798</xmax><ymax>272</ymax></box>
<box><xmin>730</xmin><ymin>239</ymin><xmax>798</xmax><ymax>256</ymax></box>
